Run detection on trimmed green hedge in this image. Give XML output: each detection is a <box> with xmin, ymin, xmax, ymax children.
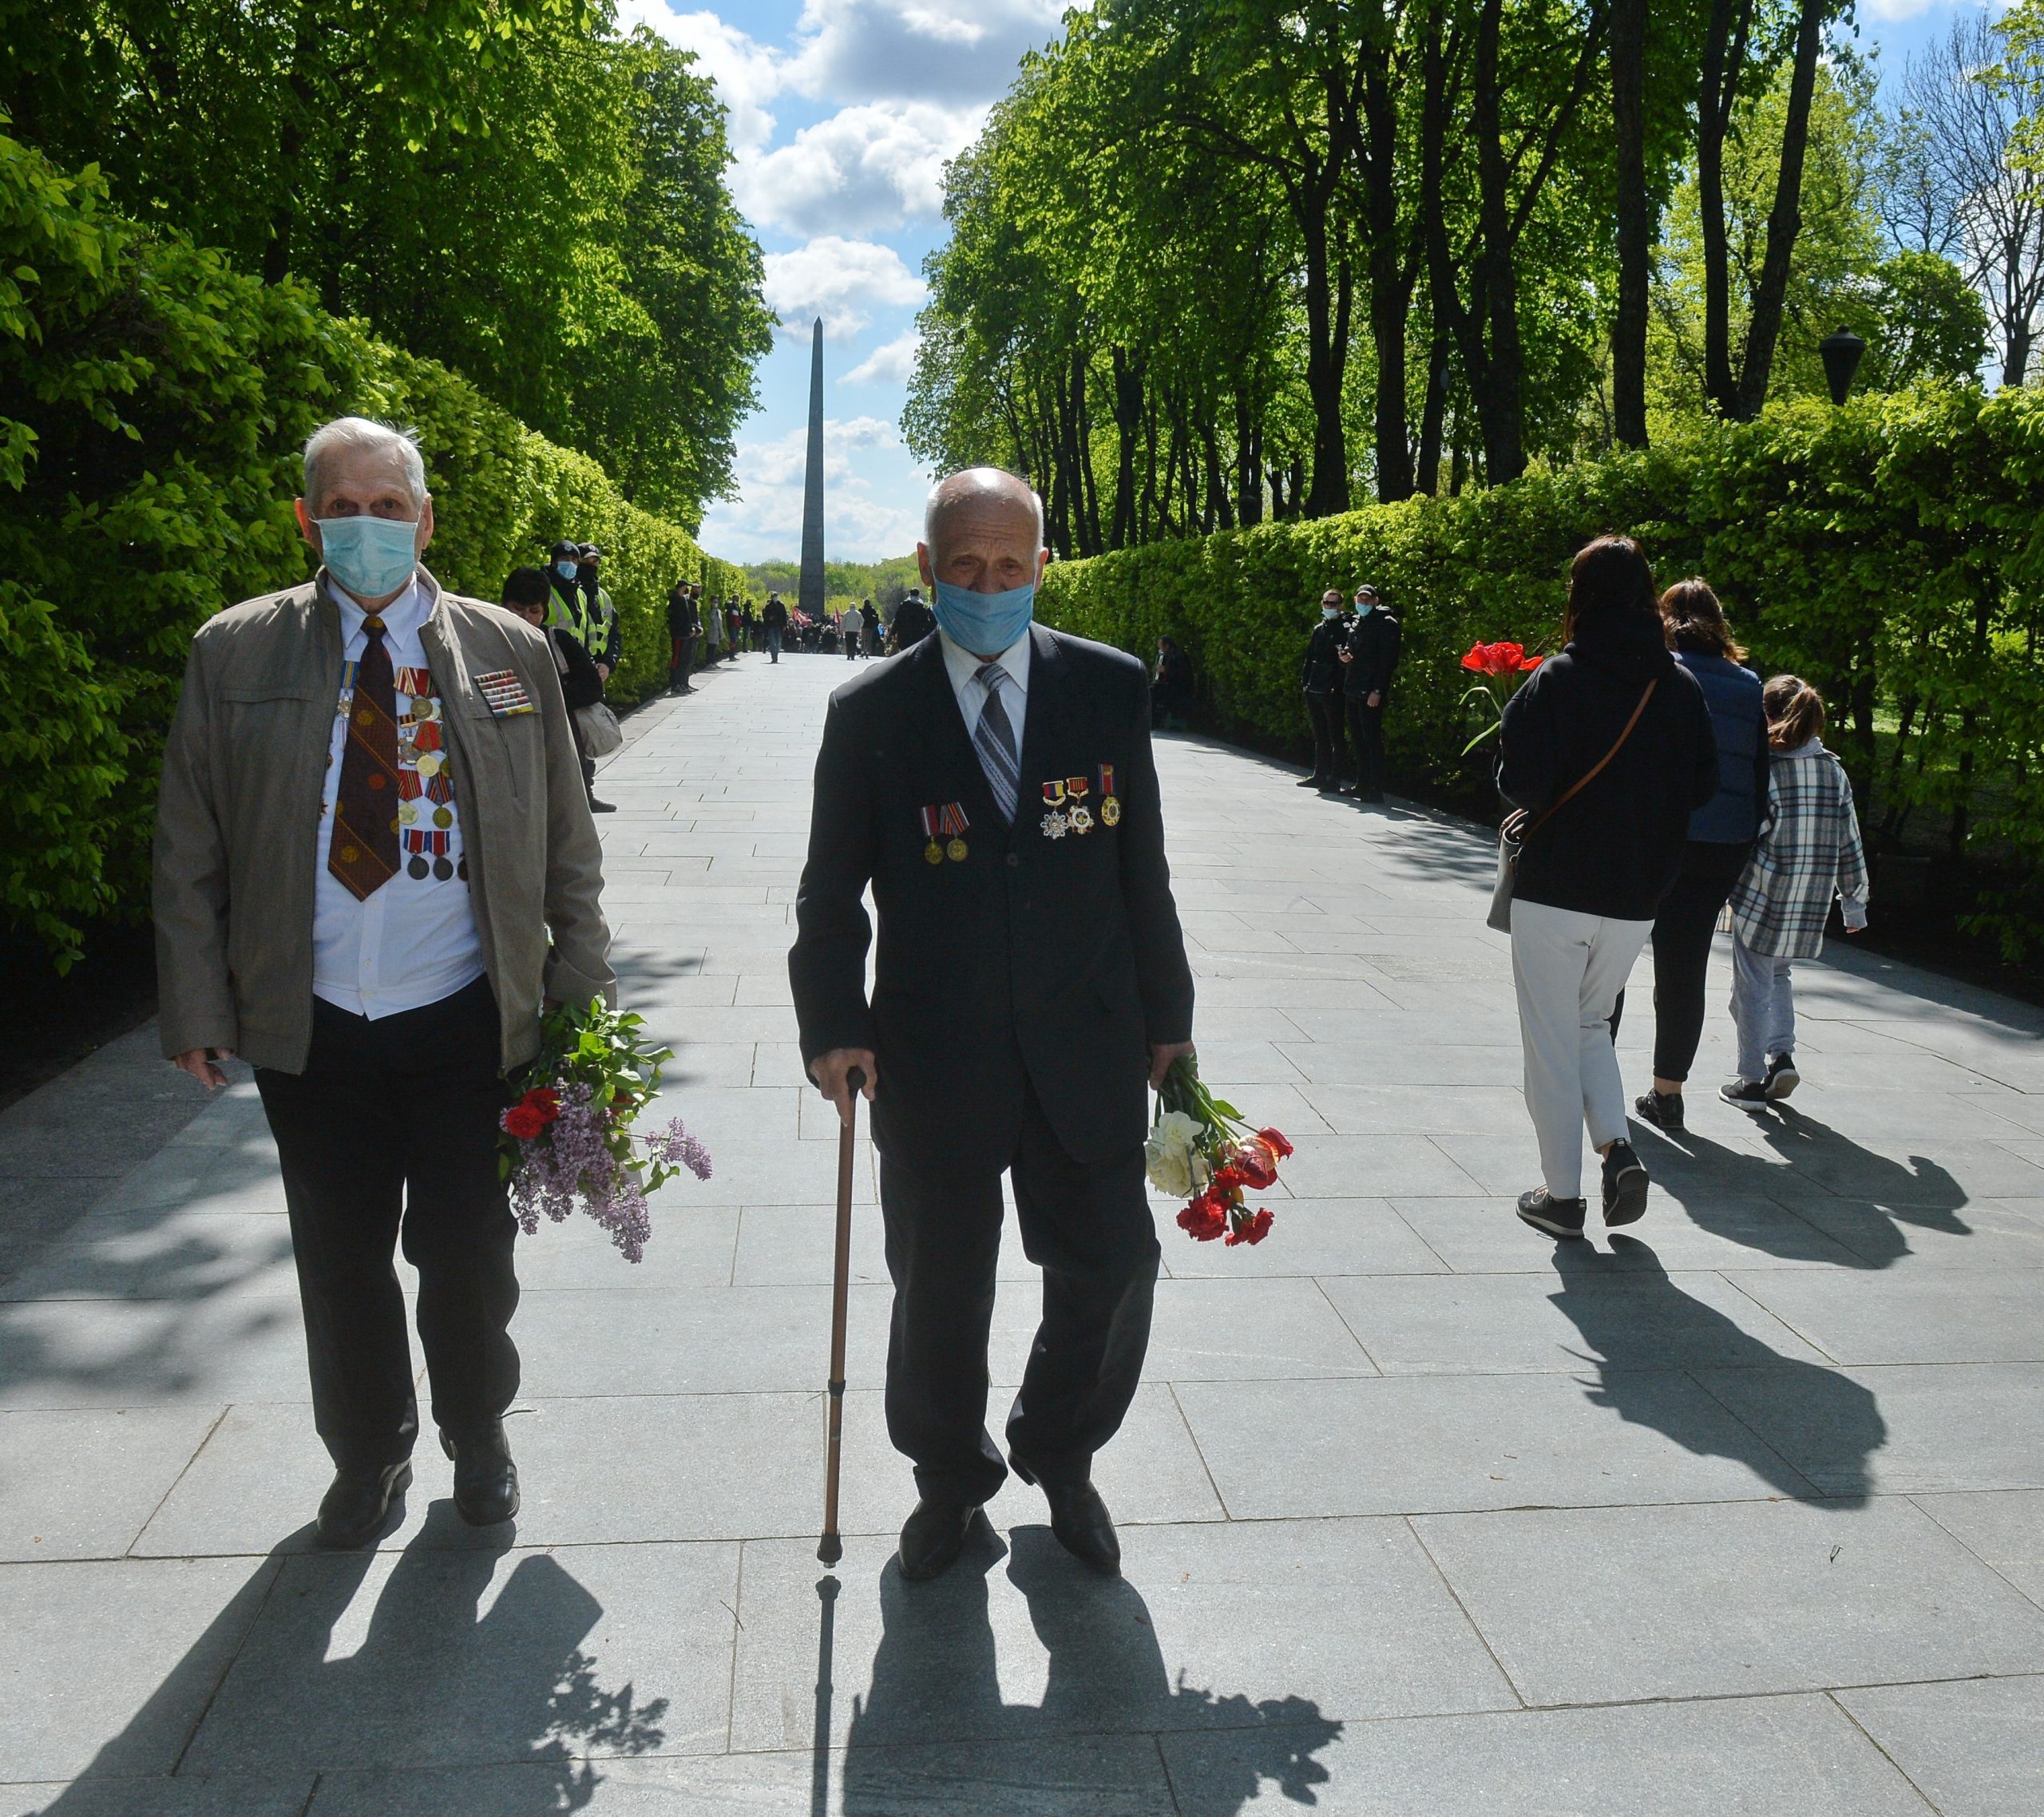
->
<box><xmin>1039</xmin><ymin>385</ymin><xmax>2044</xmax><ymax>952</ymax></box>
<box><xmin>1</xmin><ymin>132</ymin><xmax>742</xmax><ymax>964</ymax></box>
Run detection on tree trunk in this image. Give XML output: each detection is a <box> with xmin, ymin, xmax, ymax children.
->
<box><xmin>1697</xmin><ymin>0</ymin><xmax>1753</xmax><ymax>416</ymax></box>
<box><xmin>1472</xmin><ymin>0</ymin><xmax>1527</xmax><ymax>481</ymax></box>
<box><xmin>263</xmin><ymin>0</ymin><xmax>322</xmax><ymax>287</ymax></box>
<box><xmin>1363</xmin><ymin>56</ymin><xmax>1413</xmax><ymax>501</ymax></box>
<box><xmin>1416</xmin><ymin>331</ymin><xmax>1451</xmax><ymax>495</ymax></box>
<box><xmin>1731</xmin><ymin>0</ymin><xmax>1826</xmax><ymax>420</ymax></box>
<box><xmin>1111</xmin><ymin>346</ymin><xmax>1143</xmax><ymax>550</ymax></box>
<box><xmin>1236</xmin><ymin>398</ymin><xmax>1264</xmax><ymax>527</ymax></box>
<box><xmin>1300</xmin><ymin>198</ymin><xmax>1353</xmax><ymax>517</ymax></box>
<box><xmin>1610</xmin><ymin>0</ymin><xmax>1651</xmax><ymax>447</ymax></box>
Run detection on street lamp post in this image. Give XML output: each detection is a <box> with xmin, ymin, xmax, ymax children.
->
<box><xmin>1819</xmin><ymin>327</ymin><xmax>1867</xmax><ymax>406</ymax></box>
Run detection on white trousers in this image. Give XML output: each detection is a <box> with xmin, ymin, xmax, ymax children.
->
<box><xmin>1511</xmin><ymin>900</ymin><xmax>1653</xmax><ymax>1200</ymax></box>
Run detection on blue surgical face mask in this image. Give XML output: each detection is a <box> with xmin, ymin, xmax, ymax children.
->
<box><xmin>1356</xmin><ymin>596</ymin><xmax>1377</xmax><ymax>614</ymax></box>
<box><xmin>318</xmin><ymin>514</ymin><xmax>420</xmax><ymax>600</ymax></box>
<box><xmin>1321</xmin><ymin>606</ymin><xmax>1341</xmax><ymax>620</ymax></box>
<box><xmin>933</xmin><ymin>579</ymin><xmax>1035</xmax><ymax>657</ymax></box>
<box><xmin>555</xmin><ymin>560</ymin><xmax>578</xmax><ymax>580</ymax></box>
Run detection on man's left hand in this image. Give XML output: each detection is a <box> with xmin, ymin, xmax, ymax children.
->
<box><xmin>1149</xmin><ymin>1040</ymin><xmax>1194</xmax><ymax>1090</ymax></box>
<box><xmin>1366</xmin><ymin>691</ymin><xmax>1381</xmax><ymax>708</ymax></box>
<box><xmin>596</xmin><ymin>663</ymin><xmax>612</xmax><ymax>683</ymax></box>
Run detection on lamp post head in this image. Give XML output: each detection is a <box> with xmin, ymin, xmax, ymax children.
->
<box><xmin>1819</xmin><ymin>327</ymin><xmax>1867</xmax><ymax>406</ymax></box>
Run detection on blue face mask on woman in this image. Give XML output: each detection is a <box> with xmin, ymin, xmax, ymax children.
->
<box><xmin>932</xmin><ymin>579</ymin><xmax>1035</xmax><ymax>657</ymax></box>
<box><xmin>318</xmin><ymin>514</ymin><xmax>420</xmax><ymax>600</ymax></box>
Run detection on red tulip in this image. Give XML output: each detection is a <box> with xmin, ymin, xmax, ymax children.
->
<box><xmin>1224</xmin><ymin>1138</ymin><xmax>1278</xmax><ymax>1191</ymax></box>
<box><xmin>1257</xmin><ymin>1127</ymin><xmax>1293</xmax><ymax>1159</ymax></box>
<box><xmin>1460</xmin><ymin>642</ymin><xmax>1490</xmax><ymax>672</ymax></box>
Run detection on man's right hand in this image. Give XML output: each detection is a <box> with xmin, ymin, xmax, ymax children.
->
<box><xmin>172</xmin><ymin>1047</ymin><xmax>234</xmax><ymax>1090</ymax></box>
<box><xmin>809</xmin><ymin>1047</ymin><xmax>877</xmax><ymax>1126</ymax></box>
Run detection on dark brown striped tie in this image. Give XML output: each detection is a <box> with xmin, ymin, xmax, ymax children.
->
<box><xmin>328</xmin><ymin>616</ymin><xmax>401</xmax><ymax>899</ymax></box>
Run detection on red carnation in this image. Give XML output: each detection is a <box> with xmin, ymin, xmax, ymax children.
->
<box><xmin>504</xmin><ymin>1104</ymin><xmax>546</xmax><ymax>1140</ymax></box>
<box><xmin>1177</xmin><ymin>1195</ymin><xmax>1228</xmax><ymax>1242</ymax></box>
<box><xmin>1257</xmin><ymin>1127</ymin><xmax>1294</xmax><ymax>1159</ymax></box>
<box><xmin>1225</xmin><ymin>1207</ymin><xmax>1275</xmax><ymax>1247</ymax></box>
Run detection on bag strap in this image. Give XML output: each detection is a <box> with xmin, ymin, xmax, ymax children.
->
<box><xmin>1523</xmin><ymin>679</ymin><xmax>1657</xmax><ymax>839</ymax></box>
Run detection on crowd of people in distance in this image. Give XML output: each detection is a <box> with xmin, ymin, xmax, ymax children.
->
<box><xmin>1496</xmin><ymin>538</ymin><xmax>1869</xmax><ymax>1240</ymax></box>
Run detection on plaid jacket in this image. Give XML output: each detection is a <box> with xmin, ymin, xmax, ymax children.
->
<box><xmin>1730</xmin><ymin>738</ymin><xmax>1869</xmax><ymax>959</ymax></box>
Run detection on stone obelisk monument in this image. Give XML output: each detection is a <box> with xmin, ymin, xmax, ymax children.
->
<box><xmin>798</xmin><ymin>317</ymin><xmax>826</xmax><ymax>624</ymax></box>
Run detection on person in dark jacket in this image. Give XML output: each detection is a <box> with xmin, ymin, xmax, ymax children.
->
<box><xmin>504</xmin><ymin>567</ymin><xmax>610</xmax><ymax>810</ymax></box>
<box><xmin>762</xmin><ymin>592</ymin><xmax>788</xmax><ymax>662</ymax></box>
<box><xmin>667</xmin><ymin>581</ymin><xmax>700</xmax><ymax>694</ymax></box>
<box><xmin>1497</xmin><ymin>536</ymin><xmax>1717</xmax><ymax>1240</ymax></box>
<box><xmin>1630</xmin><ymin>581</ymin><xmax>1768</xmax><ymax>1132</ymax></box>
<box><xmin>1297</xmin><ymin>589</ymin><xmax>1351</xmax><ymax>790</ymax></box>
<box><xmin>890</xmin><ymin>586</ymin><xmax>935</xmax><ymax>652</ymax></box>
<box><xmin>1339</xmin><ymin>584</ymin><xmax>1401</xmax><ymax>802</ymax></box>
<box><xmin>790</xmin><ymin>466</ymin><xmax>1194</xmax><ymax>1587</ymax></box>
<box><xmin>1151</xmin><ymin>635</ymin><xmax>1194</xmax><ymax>728</ymax></box>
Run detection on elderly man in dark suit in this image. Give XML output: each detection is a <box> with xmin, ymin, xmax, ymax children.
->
<box><xmin>790</xmin><ymin>467</ymin><xmax>1194</xmax><ymax>1582</ymax></box>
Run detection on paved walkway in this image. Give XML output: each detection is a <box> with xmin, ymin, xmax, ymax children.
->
<box><xmin>5</xmin><ymin>649</ymin><xmax>2044</xmax><ymax>1815</ymax></box>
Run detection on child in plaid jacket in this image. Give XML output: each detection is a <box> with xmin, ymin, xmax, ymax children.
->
<box><xmin>1724</xmin><ymin>676</ymin><xmax>1869</xmax><ymax>1102</ymax></box>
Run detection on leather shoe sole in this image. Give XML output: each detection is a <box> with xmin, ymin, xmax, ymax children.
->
<box><xmin>897</xmin><ymin>1500</ymin><xmax>978</xmax><ymax>1581</ymax></box>
<box><xmin>315</xmin><ymin>1460</ymin><xmax>413</xmax><ymax>1550</ymax></box>
<box><xmin>1044</xmin><ymin>1481</ymin><xmax>1121</xmax><ymax>1575</ymax></box>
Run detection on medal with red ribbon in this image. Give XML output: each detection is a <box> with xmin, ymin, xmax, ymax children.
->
<box><xmin>1099</xmin><ymin>763</ymin><xmax>1121</xmax><ymax>826</ymax></box>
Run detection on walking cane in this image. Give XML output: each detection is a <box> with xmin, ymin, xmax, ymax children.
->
<box><xmin>817</xmin><ymin>1065</ymin><xmax>864</xmax><ymax>1566</ymax></box>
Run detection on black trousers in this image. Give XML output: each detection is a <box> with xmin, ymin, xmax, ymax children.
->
<box><xmin>877</xmin><ymin>1082</ymin><xmax>1160</xmax><ymax>1507</ymax></box>
<box><xmin>670</xmin><ymin>633</ymin><xmax>695</xmax><ymax>689</ymax></box>
<box><xmin>1646</xmin><ymin>839</ymin><xmax>1753</xmax><ymax>1083</ymax></box>
<box><xmin>254</xmin><ymin>976</ymin><xmax>519</xmax><ymax>1471</ymax></box>
<box><xmin>1345</xmin><ymin>696</ymin><xmax>1385</xmax><ymax>795</ymax></box>
<box><xmin>1305</xmin><ymin>691</ymin><xmax>1345</xmax><ymax>781</ymax></box>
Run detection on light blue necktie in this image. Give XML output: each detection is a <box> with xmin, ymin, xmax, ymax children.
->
<box><xmin>973</xmin><ymin>663</ymin><xmax>1020</xmax><ymax>823</ymax></box>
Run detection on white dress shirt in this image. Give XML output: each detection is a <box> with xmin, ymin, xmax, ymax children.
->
<box><xmin>313</xmin><ymin>576</ymin><xmax>486</xmax><ymax>1019</ymax></box>
<box><xmin>939</xmin><ymin>625</ymin><xmax>1032</xmax><ymax>748</ymax></box>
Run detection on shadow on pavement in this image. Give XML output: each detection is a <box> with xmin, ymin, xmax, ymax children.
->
<box><xmin>38</xmin><ymin>1504</ymin><xmax>667</xmax><ymax>1815</ymax></box>
<box><xmin>834</xmin><ymin>1524</ymin><xmax>1340</xmax><ymax>1813</ymax></box>
<box><xmin>1548</xmin><ymin>1236</ymin><xmax>1884</xmax><ymax>1506</ymax></box>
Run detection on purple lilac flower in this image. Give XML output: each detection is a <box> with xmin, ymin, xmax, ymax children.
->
<box><xmin>648</xmin><ymin>1118</ymin><xmax>714</xmax><ymax>1180</ymax></box>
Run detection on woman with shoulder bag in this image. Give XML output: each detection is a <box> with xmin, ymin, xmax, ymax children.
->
<box><xmin>1495</xmin><ymin>538</ymin><xmax>1718</xmax><ymax>1239</ymax></box>
<box><xmin>501</xmin><ymin>566</ymin><xmax>616</xmax><ymax>812</ymax></box>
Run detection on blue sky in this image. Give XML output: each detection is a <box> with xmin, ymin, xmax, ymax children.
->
<box><xmin>617</xmin><ymin>0</ymin><xmax>1999</xmax><ymax>565</ymax></box>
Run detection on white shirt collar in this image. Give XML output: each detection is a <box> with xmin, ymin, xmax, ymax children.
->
<box><xmin>327</xmin><ymin>571</ymin><xmax>431</xmax><ymax>647</ymax></box>
<box><xmin>938</xmin><ymin>624</ymin><xmax>1031</xmax><ymax>699</ymax></box>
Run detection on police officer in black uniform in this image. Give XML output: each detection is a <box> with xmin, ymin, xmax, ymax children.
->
<box><xmin>790</xmin><ymin>467</ymin><xmax>1194</xmax><ymax>1585</ymax></box>
<box><xmin>889</xmin><ymin>585</ymin><xmax>935</xmax><ymax>652</ymax></box>
<box><xmin>1340</xmin><ymin>583</ymin><xmax>1402</xmax><ymax>802</ymax></box>
<box><xmin>1298</xmin><ymin>588</ymin><xmax>1352</xmax><ymax>790</ymax></box>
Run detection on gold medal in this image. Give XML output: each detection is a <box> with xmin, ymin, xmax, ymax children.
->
<box><xmin>1102</xmin><ymin>797</ymin><xmax>1122</xmax><ymax>825</ymax></box>
<box><xmin>398</xmin><ymin>802</ymin><xmax>418</xmax><ymax>826</ymax></box>
<box><xmin>1069</xmin><ymin>805</ymin><xmax>1094</xmax><ymax>834</ymax></box>
<box><xmin>925</xmin><ymin>838</ymin><xmax>944</xmax><ymax>865</ymax></box>
<box><xmin>947</xmin><ymin>837</ymin><xmax>968</xmax><ymax>861</ymax></box>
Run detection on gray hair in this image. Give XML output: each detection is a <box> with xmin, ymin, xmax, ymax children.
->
<box><xmin>923</xmin><ymin>467</ymin><xmax>1045</xmax><ymax>558</ymax></box>
<box><xmin>301</xmin><ymin>417</ymin><xmax>427</xmax><ymax>515</ymax></box>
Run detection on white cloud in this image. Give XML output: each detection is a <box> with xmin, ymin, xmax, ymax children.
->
<box><xmin>786</xmin><ymin>0</ymin><xmax>1072</xmax><ymax>102</ymax></box>
<box><xmin>760</xmin><ymin>237</ymin><xmax>927</xmax><ymax>340</ymax></box>
<box><xmin>700</xmin><ymin>417</ymin><xmax>926</xmax><ymax>561</ymax></box>
<box><xmin>842</xmin><ymin>330</ymin><xmax>922</xmax><ymax>387</ymax></box>
<box><xmin>735</xmin><ymin>101</ymin><xmax>986</xmax><ymax>235</ymax></box>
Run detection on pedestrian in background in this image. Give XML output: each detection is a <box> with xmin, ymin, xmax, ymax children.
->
<box><xmin>1632</xmin><ymin>581</ymin><xmax>1767</xmax><ymax>1131</ymax></box>
<box><xmin>1339</xmin><ymin>583</ymin><xmax>1400</xmax><ymax>803</ymax></box>
<box><xmin>1151</xmin><ymin>635</ymin><xmax>1194</xmax><ymax>728</ymax></box>
<box><xmin>545</xmin><ymin>540</ymin><xmax>589</xmax><ymax>647</ymax></box>
<box><xmin>1497</xmin><ymin>536</ymin><xmax>1717</xmax><ymax>1240</ymax></box>
<box><xmin>507</xmin><ymin>566</ymin><xmax>606</xmax><ymax>734</ymax></box>
<box><xmin>1721</xmin><ymin>677</ymin><xmax>1869</xmax><ymax>1106</ymax></box>
<box><xmin>1298</xmin><ymin>588</ymin><xmax>1350</xmax><ymax>792</ymax></box>
<box><xmin>701</xmin><ymin>588</ymin><xmax>723</xmax><ymax>667</ymax></box>
<box><xmin>843</xmin><ymin>605</ymin><xmax>862</xmax><ymax>660</ymax></box>
<box><xmin>861</xmin><ymin>596</ymin><xmax>881</xmax><ymax>658</ymax></box>
<box><xmin>578</xmin><ymin>545</ymin><xmax>621</xmax><ymax>678</ymax></box>
<box><xmin>891</xmin><ymin>585</ymin><xmax>934</xmax><ymax>652</ymax></box>
<box><xmin>763</xmin><ymin>592</ymin><xmax>788</xmax><ymax>663</ymax></box>
<box><xmin>667</xmin><ymin>580</ymin><xmax>699</xmax><ymax>694</ymax></box>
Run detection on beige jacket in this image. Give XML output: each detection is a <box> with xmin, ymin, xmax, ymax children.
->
<box><xmin>153</xmin><ymin>568</ymin><xmax>616</xmax><ymax>1075</ymax></box>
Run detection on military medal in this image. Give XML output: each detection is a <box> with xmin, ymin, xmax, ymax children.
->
<box><xmin>919</xmin><ymin>806</ymin><xmax>944</xmax><ymax>864</ymax></box>
<box><xmin>939</xmin><ymin>802</ymin><xmax>969</xmax><ymax>861</ymax></box>
<box><xmin>1099</xmin><ymin>763</ymin><xmax>1121</xmax><ymax>826</ymax></box>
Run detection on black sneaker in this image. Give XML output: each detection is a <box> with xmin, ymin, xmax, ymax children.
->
<box><xmin>1633</xmin><ymin>1090</ymin><xmax>1684</xmax><ymax>1132</ymax></box>
<box><xmin>1294</xmin><ymin>774</ymin><xmax>1325</xmax><ymax>788</ymax></box>
<box><xmin>1516</xmin><ymin>1187</ymin><xmax>1587</xmax><ymax>1238</ymax></box>
<box><xmin>588</xmin><ymin>797</ymin><xmax>618</xmax><ymax>814</ymax></box>
<box><xmin>1720</xmin><ymin>1079</ymin><xmax>1770</xmax><ymax>1106</ymax></box>
<box><xmin>1764</xmin><ymin>1053</ymin><xmax>1800</xmax><ymax>1101</ymax></box>
<box><xmin>1601</xmin><ymin>1141</ymin><xmax>1650</xmax><ymax>1226</ymax></box>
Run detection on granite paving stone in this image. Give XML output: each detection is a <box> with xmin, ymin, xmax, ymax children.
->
<box><xmin>6</xmin><ymin>655</ymin><xmax>2044</xmax><ymax>1810</ymax></box>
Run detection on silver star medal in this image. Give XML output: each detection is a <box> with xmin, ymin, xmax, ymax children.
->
<box><xmin>1041</xmin><ymin>810</ymin><xmax>1070</xmax><ymax>839</ymax></box>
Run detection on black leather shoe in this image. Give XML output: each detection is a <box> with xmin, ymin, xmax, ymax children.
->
<box><xmin>1044</xmin><ymin>1480</ymin><xmax>1121</xmax><ymax>1575</ymax></box>
<box><xmin>897</xmin><ymin>1499</ymin><xmax>978</xmax><ymax>1581</ymax></box>
<box><xmin>442</xmin><ymin>1425</ymin><xmax>520</xmax><ymax>1527</ymax></box>
<box><xmin>315</xmin><ymin>1459</ymin><xmax>412</xmax><ymax>1550</ymax></box>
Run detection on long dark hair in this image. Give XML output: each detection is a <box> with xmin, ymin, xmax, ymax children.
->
<box><xmin>1563</xmin><ymin>536</ymin><xmax>1657</xmax><ymax>645</ymax></box>
<box><xmin>1659</xmin><ymin>578</ymin><xmax>1747</xmax><ymax>662</ymax></box>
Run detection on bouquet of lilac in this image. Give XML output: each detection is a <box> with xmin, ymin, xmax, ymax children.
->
<box><xmin>499</xmin><ymin>1000</ymin><xmax>711</xmax><ymax>1263</ymax></box>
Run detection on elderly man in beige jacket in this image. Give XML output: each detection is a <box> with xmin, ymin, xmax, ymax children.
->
<box><xmin>153</xmin><ymin>416</ymin><xmax>614</xmax><ymax>1549</ymax></box>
